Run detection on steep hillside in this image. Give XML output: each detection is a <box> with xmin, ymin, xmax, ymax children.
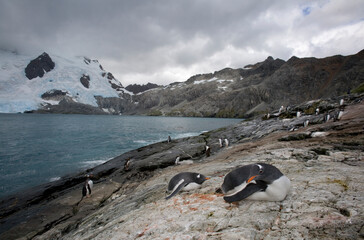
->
<box><xmin>129</xmin><ymin>50</ymin><xmax>364</xmax><ymax>117</ymax></box>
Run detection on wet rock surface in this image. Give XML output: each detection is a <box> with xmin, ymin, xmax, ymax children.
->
<box><xmin>0</xmin><ymin>94</ymin><xmax>363</xmax><ymax>239</ymax></box>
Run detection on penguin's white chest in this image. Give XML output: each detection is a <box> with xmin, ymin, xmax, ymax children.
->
<box><xmin>247</xmin><ymin>175</ymin><xmax>291</xmax><ymax>201</ymax></box>
<box><xmin>182</xmin><ymin>182</ymin><xmax>201</xmax><ymax>191</ymax></box>
<box><xmin>87</xmin><ymin>180</ymin><xmax>93</xmax><ymax>189</ymax></box>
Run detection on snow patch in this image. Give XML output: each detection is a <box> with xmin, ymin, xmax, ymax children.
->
<box><xmin>194</xmin><ymin>77</ymin><xmax>234</xmax><ymax>85</ymax></box>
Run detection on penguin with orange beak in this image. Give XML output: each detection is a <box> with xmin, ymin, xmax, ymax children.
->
<box><xmin>221</xmin><ymin>163</ymin><xmax>290</xmax><ymax>203</ymax></box>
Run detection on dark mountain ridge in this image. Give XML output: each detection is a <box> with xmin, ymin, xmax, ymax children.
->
<box><xmin>1</xmin><ymin>49</ymin><xmax>363</xmax><ymax>116</ymax></box>
<box><xmin>127</xmin><ymin>49</ymin><xmax>364</xmax><ymax>117</ymax></box>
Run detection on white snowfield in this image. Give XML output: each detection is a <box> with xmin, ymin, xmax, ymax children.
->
<box><xmin>0</xmin><ymin>50</ymin><xmax>126</xmax><ymax>113</ymax></box>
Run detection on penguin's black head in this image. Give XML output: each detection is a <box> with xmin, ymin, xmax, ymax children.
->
<box><xmin>247</xmin><ymin>163</ymin><xmax>283</xmax><ymax>184</ymax></box>
<box><xmin>193</xmin><ymin>173</ymin><xmax>210</xmax><ymax>184</ymax></box>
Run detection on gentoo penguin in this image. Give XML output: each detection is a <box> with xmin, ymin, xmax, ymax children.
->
<box><xmin>224</xmin><ymin>138</ymin><xmax>229</xmax><ymax>147</ymax></box>
<box><xmin>279</xmin><ymin>106</ymin><xmax>284</xmax><ymax>114</ymax></box>
<box><xmin>289</xmin><ymin>127</ymin><xmax>298</xmax><ymax>132</ymax></box>
<box><xmin>340</xmin><ymin>99</ymin><xmax>344</xmax><ymax>106</ymax></box>
<box><xmin>124</xmin><ymin>158</ymin><xmax>132</xmax><ymax>171</ymax></box>
<box><xmin>175</xmin><ymin>156</ymin><xmax>180</xmax><ymax>165</ymax></box>
<box><xmin>219</xmin><ymin>138</ymin><xmax>223</xmax><ymax>148</ymax></box>
<box><xmin>324</xmin><ymin>114</ymin><xmax>330</xmax><ymax>122</ymax></box>
<box><xmin>168</xmin><ymin>136</ymin><xmax>172</xmax><ymax>143</ymax></box>
<box><xmin>175</xmin><ymin>156</ymin><xmax>193</xmax><ymax>165</ymax></box>
<box><xmin>338</xmin><ymin>110</ymin><xmax>344</xmax><ymax>120</ymax></box>
<box><xmin>304</xmin><ymin>119</ymin><xmax>309</xmax><ymax>127</ymax></box>
<box><xmin>77</xmin><ymin>174</ymin><xmax>93</xmax><ymax>205</ymax></box>
<box><xmin>82</xmin><ymin>174</ymin><xmax>93</xmax><ymax>198</ymax></box>
<box><xmin>221</xmin><ymin>163</ymin><xmax>290</xmax><ymax>203</ymax></box>
<box><xmin>335</xmin><ymin>110</ymin><xmax>344</xmax><ymax>121</ymax></box>
<box><xmin>296</xmin><ymin>111</ymin><xmax>301</xmax><ymax>118</ymax></box>
<box><xmin>166</xmin><ymin>172</ymin><xmax>209</xmax><ymax>200</ymax></box>
<box><xmin>205</xmin><ymin>145</ymin><xmax>211</xmax><ymax>157</ymax></box>
<box><xmin>315</xmin><ymin>108</ymin><xmax>320</xmax><ymax>115</ymax></box>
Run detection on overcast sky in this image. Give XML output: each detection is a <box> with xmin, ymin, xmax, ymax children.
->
<box><xmin>0</xmin><ymin>0</ymin><xmax>363</xmax><ymax>86</ymax></box>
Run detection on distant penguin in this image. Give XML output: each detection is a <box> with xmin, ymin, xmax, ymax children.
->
<box><xmin>82</xmin><ymin>175</ymin><xmax>93</xmax><ymax>198</ymax></box>
<box><xmin>168</xmin><ymin>136</ymin><xmax>172</xmax><ymax>143</ymax></box>
<box><xmin>336</xmin><ymin>110</ymin><xmax>344</xmax><ymax>121</ymax></box>
<box><xmin>325</xmin><ymin>114</ymin><xmax>330</xmax><ymax>122</ymax></box>
<box><xmin>124</xmin><ymin>158</ymin><xmax>131</xmax><ymax>171</ymax></box>
<box><xmin>221</xmin><ymin>163</ymin><xmax>290</xmax><ymax>203</ymax></box>
<box><xmin>219</xmin><ymin>138</ymin><xmax>223</xmax><ymax>148</ymax></box>
<box><xmin>296</xmin><ymin>111</ymin><xmax>301</xmax><ymax>118</ymax></box>
<box><xmin>340</xmin><ymin>99</ymin><xmax>344</xmax><ymax>106</ymax></box>
<box><xmin>304</xmin><ymin>119</ymin><xmax>309</xmax><ymax>127</ymax></box>
<box><xmin>224</xmin><ymin>138</ymin><xmax>229</xmax><ymax>147</ymax></box>
<box><xmin>77</xmin><ymin>174</ymin><xmax>93</xmax><ymax>205</ymax></box>
<box><xmin>267</xmin><ymin>113</ymin><xmax>270</xmax><ymax>119</ymax></box>
<box><xmin>205</xmin><ymin>145</ymin><xmax>211</xmax><ymax>157</ymax></box>
<box><xmin>279</xmin><ymin>106</ymin><xmax>284</xmax><ymax>114</ymax></box>
<box><xmin>315</xmin><ymin>108</ymin><xmax>320</xmax><ymax>115</ymax></box>
<box><xmin>175</xmin><ymin>156</ymin><xmax>193</xmax><ymax>165</ymax></box>
<box><xmin>175</xmin><ymin>156</ymin><xmax>181</xmax><ymax>165</ymax></box>
<box><xmin>289</xmin><ymin>127</ymin><xmax>298</xmax><ymax>132</ymax></box>
<box><xmin>166</xmin><ymin>172</ymin><xmax>209</xmax><ymax>200</ymax></box>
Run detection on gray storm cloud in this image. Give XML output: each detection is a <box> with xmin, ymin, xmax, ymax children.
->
<box><xmin>1</xmin><ymin>0</ymin><xmax>363</xmax><ymax>85</ymax></box>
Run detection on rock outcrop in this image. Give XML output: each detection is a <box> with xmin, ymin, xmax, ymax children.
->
<box><xmin>41</xmin><ymin>89</ymin><xmax>67</xmax><ymax>101</ymax></box>
<box><xmin>0</xmin><ymin>93</ymin><xmax>363</xmax><ymax>239</ymax></box>
<box><xmin>125</xmin><ymin>82</ymin><xmax>160</xmax><ymax>94</ymax></box>
<box><xmin>25</xmin><ymin>52</ymin><xmax>55</xmax><ymax>80</ymax></box>
<box><xmin>36</xmin><ymin>97</ymin><xmax>107</xmax><ymax>115</ymax></box>
<box><xmin>80</xmin><ymin>74</ymin><xmax>90</xmax><ymax>88</ymax></box>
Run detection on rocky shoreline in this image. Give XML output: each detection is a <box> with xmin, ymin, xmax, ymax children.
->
<box><xmin>0</xmin><ymin>94</ymin><xmax>363</xmax><ymax>239</ymax></box>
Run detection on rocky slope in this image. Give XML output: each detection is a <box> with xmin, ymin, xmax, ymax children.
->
<box><xmin>0</xmin><ymin>93</ymin><xmax>363</xmax><ymax>239</ymax></box>
<box><xmin>129</xmin><ymin>50</ymin><xmax>364</xmax><ymax>117</ymax></box>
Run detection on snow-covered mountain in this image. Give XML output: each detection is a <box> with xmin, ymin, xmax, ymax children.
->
<box><xmin>0</xmin><ymin>50</ymin><xmax>130</xmax><ymax>113</ymax></box>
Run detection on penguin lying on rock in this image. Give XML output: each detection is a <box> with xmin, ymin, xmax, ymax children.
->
<box><xmin>166</xmin><ymin>172</ymin><xmax>209</xmax><ymax>200</ymax></box>
<box><xmin>221</xmin><ymin>163</ymin><xmax>290</xmax><ymax>203</ymax></box>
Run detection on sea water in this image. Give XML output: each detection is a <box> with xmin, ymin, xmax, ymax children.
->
<box><xmin>0</xmin><ymin>114</ymin><xmax>241</xmax><ymax>198</ymax></box>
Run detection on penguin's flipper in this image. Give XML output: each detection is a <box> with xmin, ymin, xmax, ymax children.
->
<box><xmin>223</xmin><ymin>182</ymin><xmax>267</xmax><ymax>203</ymax></box>
<box><xmin>165</xmin><ymin>180</ymin><xmax>188</xmax><ymax>200</ymax></box>
<box><xmin>87</xmin><ymin>184</ymin><xmax>92</xmax><ymax>195</ymax></box>
<box><xmin>82</xmin><ymin>185</ymin><xmax>87</xmax><ymax>197</ymax></box>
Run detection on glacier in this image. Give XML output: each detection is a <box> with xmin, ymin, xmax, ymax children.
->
<box><xmin>0</xmin><ymin>50</ymin><xmax>126</xmax><ymax>113</ymax></box>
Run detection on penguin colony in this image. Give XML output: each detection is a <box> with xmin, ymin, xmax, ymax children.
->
<box><xmin>83</xmin><ymin>100</ymin><xmax>348</xmax><ymax>203</ymax></box>
<box><xmin>164</xmin><ymin>98</ymin><xmax>350</xmax><ymax>202</ymax></box>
